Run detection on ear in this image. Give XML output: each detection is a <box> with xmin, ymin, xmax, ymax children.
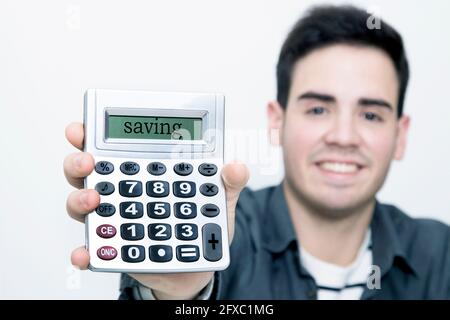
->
<box><xmin>393</xmin><ymin>115</ymin><xmax>410</xmax><ymax>160</ymax></box>
<box><xmin>267</xmin><ymin>101</ymin><xmax>285</xmax><ymax>145</ymax></box>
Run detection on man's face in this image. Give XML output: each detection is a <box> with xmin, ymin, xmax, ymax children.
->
<box><xmin>268</xmin><ymin>44</ymin><xmax>410</xmax><ymax>216</ymax></box>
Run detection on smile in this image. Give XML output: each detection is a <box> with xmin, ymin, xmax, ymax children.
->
<box><xmin>318</xmin><ymin>161</ymin><xmax>360</xmax><ymax>174</ymax></box>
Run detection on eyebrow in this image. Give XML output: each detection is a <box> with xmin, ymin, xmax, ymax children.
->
<box><xmin>297</xmin><ymin>91</ymin><xmax>393</xmax><ymax>111</ymax></box>
<box><xmin>358</xmin><ymin>98</ymin><xmax>393</xmax><ymax>111</ymax></box>
<box><xmin>297</xmin><ymin>91</ymin><xmax>335</xmax><ymax>102</ymax></box>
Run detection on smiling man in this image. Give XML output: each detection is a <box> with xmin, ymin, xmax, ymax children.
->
<box><xmin>65</xmin><ymin>5</ymin><xmax>450</xmax><ymax>299</ymax></box>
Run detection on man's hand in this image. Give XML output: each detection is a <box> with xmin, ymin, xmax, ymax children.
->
<box><xmin>64</xmin><ymin>122</ymin><xmax>249</xmax><ymax>299</ymax></box>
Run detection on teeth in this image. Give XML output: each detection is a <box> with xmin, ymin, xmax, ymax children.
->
<box><xmin>320</xmin><ymin>162</ymin><xmax>358</xmax><ymax>173</ymax></box>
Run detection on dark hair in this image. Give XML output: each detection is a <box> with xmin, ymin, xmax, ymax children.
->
<box><xmin>276</xmin><ymin>5</ymin><xmax>409</xmax><ymax>117</ymax></box>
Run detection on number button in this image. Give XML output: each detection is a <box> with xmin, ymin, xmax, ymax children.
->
<box><xmin>202</xmin><ymin>223</ymin><xmax>223</xmax><ymax>262</ymax></box>
<box><xmin>149</xmin><ymin>245</ymin><xmax>172</xmax><ymax>262</ymax></box>
<box><xmin>175</xmin><ymin>224</ymin><xmax>198</xmax><ymax>240</ymax></box>
<box><xmin>198</xmin><ymin>163</ymin><xmax>217</xmax><ymax>176</ymax></box>
<box><xmin>120</xmin><ymin>162</ymin><xmax>140</xmax><ymax>175</ymax></box>
<box><xmin>120</xmin><ymin>202</ymin><xmax>144</xmax><ymax>219</ymax></box>
<box><xmin>200</xmin><ymin>183</ymin><xmax>218</xmax><ymax>196</ymax></box>
<box><xmin>147</xmin><ymin>202</ymin><xmax>170</xmax><ymax>219</ymax></box>
<box><xmin>119</xmin><ymin>180</ymin><xmax>142</xmax><ymax>197</ymax></box>
<box><xmin>95</xmin><ymin>161</ymin><xmax>114</xmax><ymax>175</ymax></box>
<box><xmin>146</xmin><ymin>181</ymin><xmax>169</xmax><ymax>197</ymax></box>
<box><xmin>147</xmin><ymin>162</ymin><xmax>166</xmax><ymax>176</ymax></box>
<box><xmin>95</xmin><ymin>182</ymin><xmax>115</xmax><ymax>196</ymax></box>
<box><xmin>148</xmin><ymin>223</ymin><xmax>171</xmax><ymax>240</ymax></box>
<box><xmin>173</xmin><ymin>181</ymin><xmax>196</xmax><ymax>198</ymax></box>
<box><xmin>120</xmin><ymin>223</ymin><xmax>145</xmax><ymax>241</ymax></box>
<box><xmin>176</xmin><ymin>245</ymin><xmax>200</xmax><ymax>262</ymax></box>
<box><xmin>96</xmin><ymin>224</ymin><xmax>116</xmax><ymax>239</ymax></box>
<box><xmin>96</xmin><ymin>203</ymin><xmax>116</xmax><ymax>217</ymax></box>
<box><xmin>174</xmin><ymin>162</ymin><xmax>193</xmax><ymax>176</ymax></box>
<box><xmin>201</xmin><ymin>204</ymin><xmax>220</xmax><ymax>217</ymax></box>
<box><xmin>174</xmin><ymin>202</ymin><xmax>197</xmax><ymax>219</ymax></box>
<box><xmin>121</xmin><ymin>245</ymin><xmax>145</xmax><ymax>263</ymax></box>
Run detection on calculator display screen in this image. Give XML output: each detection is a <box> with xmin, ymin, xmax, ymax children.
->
<box><xmin>106</xmin><ymin>115</ymin><xmax>203</xmax><ymax>140</ymax></box>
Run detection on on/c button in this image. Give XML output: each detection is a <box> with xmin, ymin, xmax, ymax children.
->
<box><xmin>96</xmin><ymin>224</ymin><xmax>117</xmax><ymax>238</ymax></box>
<box><xmin>97</xmin><ymin>246</ymin><xmax>117</xmax><ymax>260</ymax></box>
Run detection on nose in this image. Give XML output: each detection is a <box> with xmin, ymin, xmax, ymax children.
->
<box><xmin>324</xmin><ymin>112</ymin><xmax>361</xmax><ymax>148</ymax></box>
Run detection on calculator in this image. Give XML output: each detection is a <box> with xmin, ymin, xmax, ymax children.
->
<box><xmin>83</xmin><ymin>89</ymin><xmax>229</xmax><ymax>273</ymax></box>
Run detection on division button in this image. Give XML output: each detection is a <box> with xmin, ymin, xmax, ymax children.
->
<box><xmin>198</xmin><ymin>163</ymin><xmax>217</xmax><ymax>176</ymax></box>
<box><xmin>96</xmin><ymin>224</ymin><xmax>116</xmax><ymax>239</ymax></box>
<box><xmin>147</xmin><ymin>162</ymin><xmax>166</xmax><ymax>176</ymax></box>
<box><xmin>176</xmin><ymin>245</ymin><xmax>200</xmax><ymax>262</ymax></box>
<box><xmin>199</xmin><ymin>183</ymin><xmax>218</xmax><ymax>197</ymax></box>
<box><xmin>200</xmin><ymin>204</ymin><xmax>220</xmax><ymax>217</ymax></box>
<box><xmin>95</xmin><ymin>161</ymin><xmax>114</xmax><ymax>175</ymax></box>
<box><xmin>95</xmin><ymin>182</ymin><xmax>115</xmax><ymax>195</ymax></box>
<box><xmin>121</xmin><ymin>245</ymin><xmax>145</xmax><ymax>263</ymax></box>
<box><xmin>120</xmin><ymin>162</ymin><xmax>140</xmax><ymax>175</ymax></box>
<box><xmin>97</xmin><ymin>246</ymin><xmax>117</xmax><ymax>260</ymax></box>
<box><xmin>174</xmin><ymin>162</ymin><xmax>193</xmax><ymax>176</ymax></box>
<box><xmin>149</xmin><ymin>245</ymin><xmax>173</xmax><ymax>262</ymax></box>
<box><xmin>202</xmin><ymin>223</ymin><xmax>223</xmax><ymax>262</ymax></box>
<box><xmin>96</xmin><ymin>203</ymin><xmax>116</xmax><ymax>217</ymax></box>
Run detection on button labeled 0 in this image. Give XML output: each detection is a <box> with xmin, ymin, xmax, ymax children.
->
<box><xmin>96</xmin><ymin>224</ymin><xmax>117</xmax><ymax>238</ymax></box>
<box><xmin>97</xmin><ymin>246</ymin><xmax>117</xmax><ymax>260</ymax></box>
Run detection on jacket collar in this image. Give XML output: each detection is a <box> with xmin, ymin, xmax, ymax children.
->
<box><xmin>262</xmin><ymin>183</ymin><xmax>417</xmax><ymax>276</ymax></box>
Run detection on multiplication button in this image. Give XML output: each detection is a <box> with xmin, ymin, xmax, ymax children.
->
<box><xmin>95</xmin><ymin>182</ymin><xmax>115</xmax><ymax>195</ymax></box>
<box><xmin>149</xmin><ymin>245</ymin><xmax>172</xmax><ymax>262</ymax></box>
<box><xmin>200</xmin><ymin>183</ymin><xmax>218</xmax><ymax>196</ymax></box>
<box><xmin>199</xmin><ymin>163</ymin><xmax>217</xmax><ymax>176</ymax></box>
<box><xmin>95</xmin><ymin>161</ymin><xmax>114</xmax><ymax>175</ymax></box>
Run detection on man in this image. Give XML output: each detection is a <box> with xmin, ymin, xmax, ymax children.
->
<box><xmin>64</xmin><ymin>5</ymin><xmax>450</xmax><ymax>299</ymax></box>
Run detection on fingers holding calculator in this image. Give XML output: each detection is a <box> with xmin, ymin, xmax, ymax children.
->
<box><xmin>64</xmin><ymin>90</ymin><xmax>249</xmax><ymax>299</ymax></box>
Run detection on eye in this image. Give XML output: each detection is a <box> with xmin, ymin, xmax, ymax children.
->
<box><xmin>307</xmin><ymin>106</ymin><xmax>326</xmax><ymax>115</ymax></box>
<box><xmin>363</xmin><ymin>112</ymin><xmax>383</xmax><ymax>122</ymax></box>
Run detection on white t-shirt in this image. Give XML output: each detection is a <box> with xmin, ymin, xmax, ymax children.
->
<box><xmin>300</xmin><ymin>230</ymin><xmax>372</xmax><ymax>300</ymax></box>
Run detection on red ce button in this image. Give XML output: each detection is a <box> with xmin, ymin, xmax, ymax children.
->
<box><xmin>96</xmin><ymin>224</ymin><xmax>117</xmax><ymax>238</ymax></box>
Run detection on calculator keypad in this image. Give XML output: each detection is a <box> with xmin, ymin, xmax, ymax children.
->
<box><xmin>89</xmin><ymin>159</ymin><xmax>227</xmax><ymax>271</ymax></box>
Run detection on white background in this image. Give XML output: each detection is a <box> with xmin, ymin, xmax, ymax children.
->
<box><xmin>0</xmin><ymin>0</ymin><xmax>449</xmax><ymax>299</ymax></box>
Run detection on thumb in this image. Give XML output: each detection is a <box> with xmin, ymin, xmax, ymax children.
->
<box><xmin>221</xmin><ymin>161</ymin><xmax>249</xmax><ymax>243</ymax></box>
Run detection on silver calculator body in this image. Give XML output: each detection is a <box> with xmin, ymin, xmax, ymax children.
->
<box><xmin>84</xmin><ymin>89</ymin><xmax>229</xmax><ymax>273</ymax></box>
